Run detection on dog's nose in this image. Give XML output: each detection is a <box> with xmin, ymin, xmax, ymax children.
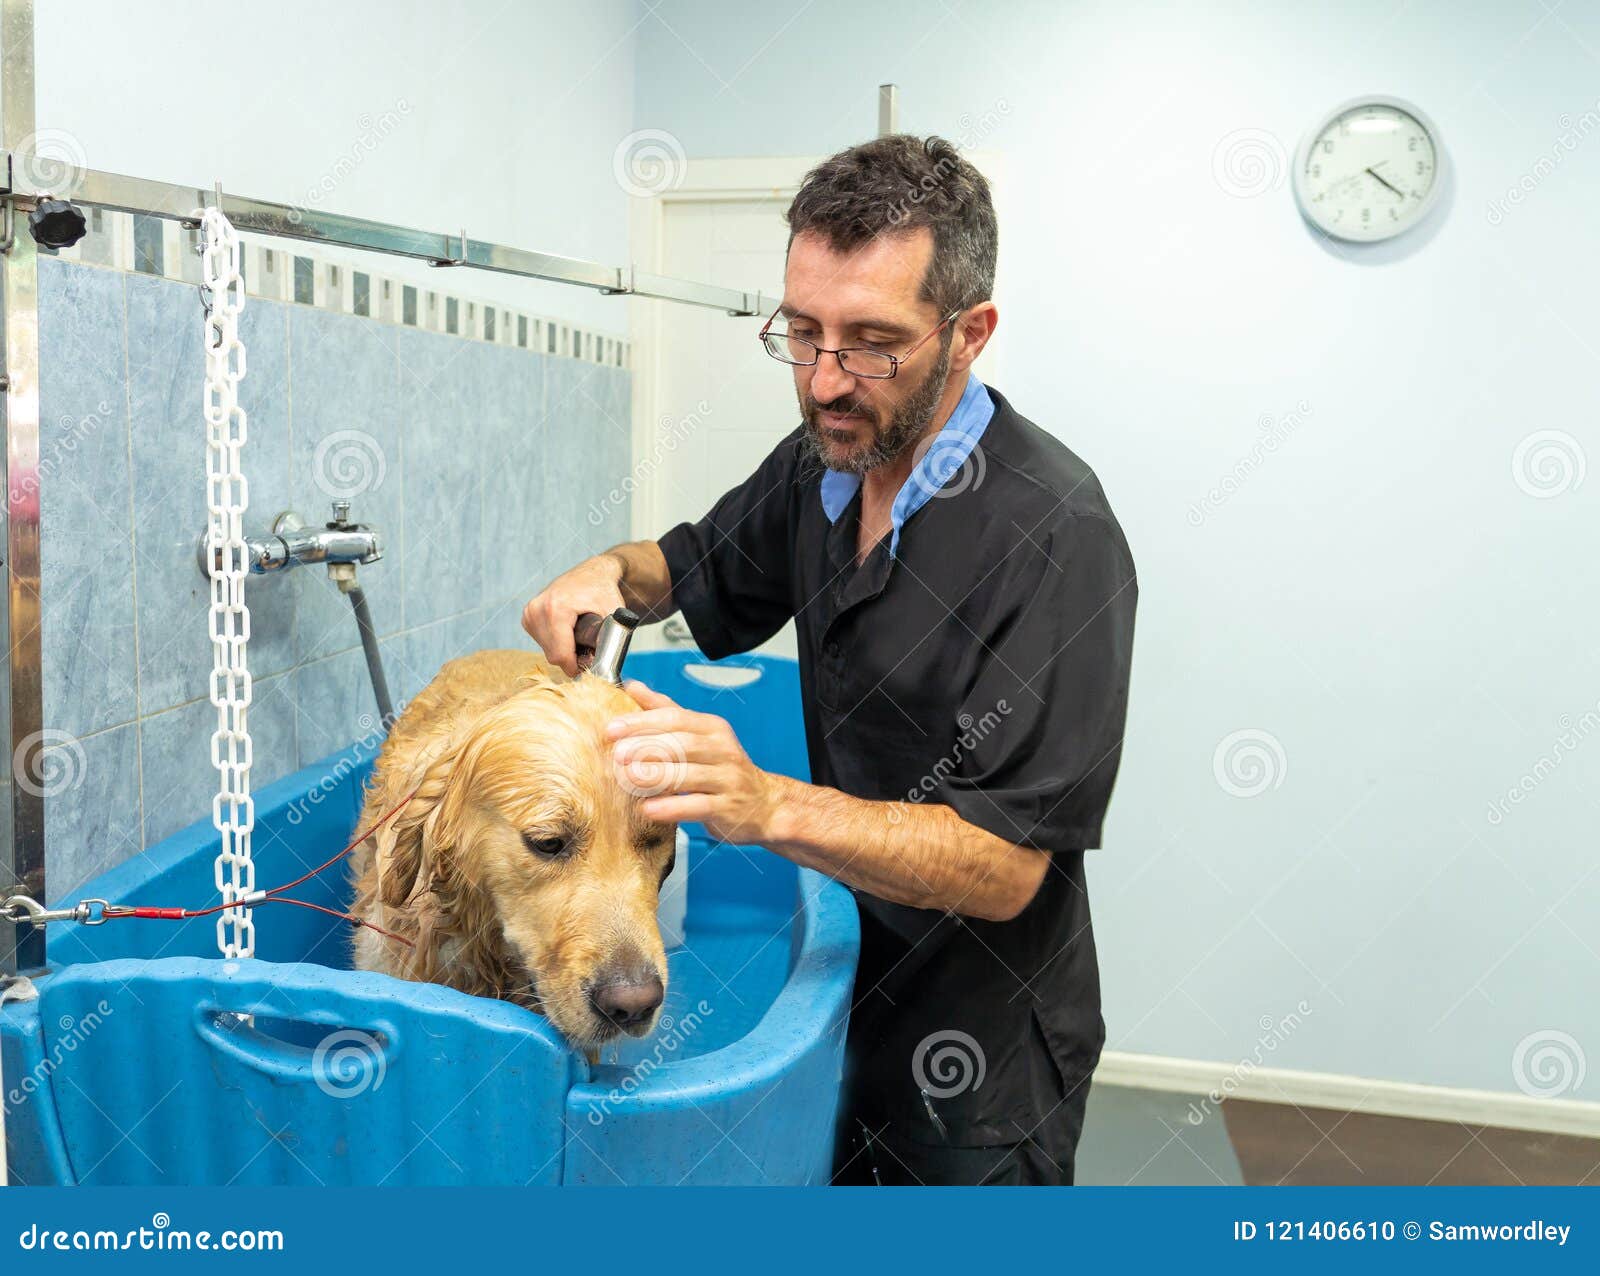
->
<box><xmin>589</xmin><ymin>971</ymin><xmax>665</xmax><ymax>1030</ymax></box>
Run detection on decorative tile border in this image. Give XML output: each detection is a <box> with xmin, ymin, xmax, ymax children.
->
<box><xmin>56</xmin><ymin>207</ymin><xmax>630</xmax><ymax>369</ymax></box>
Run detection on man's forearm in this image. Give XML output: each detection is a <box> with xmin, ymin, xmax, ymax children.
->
<box><xmin>761</xmin><ymin>774</ymin><xmax>1049</xmax><ymax>923</ymax></box>
<box><xmin>599</xmin><ymin>540</ymin><xmax>677</xmax><ymax>621</ymax></box>
<box><xmin>608</xmin><ymin>689</ymin><xmax>1048</xmax><ymax>920</ymax></box>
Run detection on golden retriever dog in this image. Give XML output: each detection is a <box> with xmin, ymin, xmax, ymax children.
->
<box><xmin>347</xmin><ymin>649</ymin><xmax>675</xmax><ymax>1051</ymax></box>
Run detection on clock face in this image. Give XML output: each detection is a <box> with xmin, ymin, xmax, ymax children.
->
<box><xmin>1293</xmin><ymin>97</ymin><xmax>1442</xmax><ymax>242</ymax></box>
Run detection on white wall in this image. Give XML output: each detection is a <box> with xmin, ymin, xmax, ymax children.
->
<box><xmin>633</xmin><ymin>0</ymin><xmax>1600</xmax><ymax>1101</ymax></box>
<box><xmin>36</xmin><ymin>0</ymin><xmax>642</xmax><ymax>331</ymax></box>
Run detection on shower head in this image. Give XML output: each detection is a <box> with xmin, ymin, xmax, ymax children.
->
<box><xmin>575</xmin><ymin>607</ymin><xmax>641</xmax><ymax>686</ymax></box>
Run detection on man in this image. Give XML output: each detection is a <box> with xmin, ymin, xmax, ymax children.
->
<box><xmin>523</xmin><ymin>135</ymin><xmax>1136</xmax><ymax>1186</ymax></box>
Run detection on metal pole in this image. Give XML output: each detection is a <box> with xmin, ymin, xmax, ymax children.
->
<box><xmin>878</xmin><ymin>84</ymin><xmax>899</xmax><ymax>137</ymax></box>
<box><xmin>10</xmin><ymin>159</ymin><xmax>772</xmax><ymax>317</ymax></box>
<box><xmin>0</xmin><ymin>0</ymin><xmax>44</xmax><ymax>974</ymax></box>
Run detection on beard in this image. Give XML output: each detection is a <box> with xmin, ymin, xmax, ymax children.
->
<box><xmin>799</xmin><ymin>338</ymin><xmax>953</xmax><ymax>476</ymax></box>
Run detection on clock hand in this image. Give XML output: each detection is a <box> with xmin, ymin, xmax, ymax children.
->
<box><xmin>1365</xmin><ymin>166</ymin><xmax>1404</xmax><ymax>198</ymax></box>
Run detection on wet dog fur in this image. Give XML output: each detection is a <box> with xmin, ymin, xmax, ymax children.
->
<box><xmin>347</xmin><ymin>649</ymin><xmax>674</xmax><ymax>1050</ymax></box>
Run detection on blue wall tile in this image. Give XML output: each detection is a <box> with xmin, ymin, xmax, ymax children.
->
<box><xmin>477</xmin><ymin>598</ymin><xmax>536</xmax><ymax>653</ymax></box>
<box><xmin>43</xmin><ymin>721</ymin><xmax>140</xmax><ymax>899</ymax></box>
<box><xmin>138</xmin><ymin>672</ymin><xmax>299</xmax><ymax>847</ymax></box>
<box><xmin>396</xmin><ymin>328</ymin><xmax>484</xmax><ymax>629</ymax></box>
<box><xmin>591</xmin><ymin>365</ymin><xmax>635</xmax><ymax>548</ymax></box>
<box><xmin>126</xmin><ymin>276</ymin><xmax>297</xmax><ymax>717</ymax></box>
<box><xmin>36</xmin><ymin>259</ymin><xmax>137</xmax><ymax>738</ymax></box>
<box><xmin>377</xmin><ymin>630</ymin><xmax>413</xmax><ymax>714</ymax></box>
<box><xmin>236</xmin><ymin>300</ymin><xmax>297</xmax><ymax>669</ymax></box>
<box><xmin>289</xmin><ymin>307</ymin><xmax>403</xmax><ymax>662</ymax></box>
<box><xmin>294</xmin><ymin>647</ymin><xmax>379</xmax><ymax>768</ymax></box>
<box><xmin>542</xmin><ymin>356</ymin><xmax>596</xmax><ymax>568</ymax></box>
<box><xmin>479</xmin><ymin>343</ymin><xmax>550</xmax><ymax>619</ymax></box>
<box><xmin>392</xmin><ymin>608</ymin><xmax>492</xmax><ymax>708</ymax></box>
<box><xmin>29</xmin><ymin>261</ymin><xmax>629</xmax><ymax>890</ymax></box>
<box><xmin>545</xmin><ymin>357</ymin><xmax>633</xmax><ymax>568</ymax></box>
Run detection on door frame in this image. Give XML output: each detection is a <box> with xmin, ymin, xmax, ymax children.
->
<box><xmin>626</xmin><ymin>156</ymin><xmax>819</xmax><ymax>542</ymax></box>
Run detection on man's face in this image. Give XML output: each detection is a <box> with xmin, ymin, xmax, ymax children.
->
<box><xmin>781</xmin><ymin>228</ymin><xmax>953</xmax><ymax>476</ymax></box>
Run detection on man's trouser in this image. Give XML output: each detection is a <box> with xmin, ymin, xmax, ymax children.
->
<box><xmin>829</xmin><ymin>1074</ymin><xmax>1093</xmax><ymax>1186</ymax></box>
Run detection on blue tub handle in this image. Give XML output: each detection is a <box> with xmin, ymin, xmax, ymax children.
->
<box><xmin>680</xmin><ymin>662</ymin><xmax>764</xmax><ymax>690</ymax></box>
<box><xmin>193</xmin><ymin>1003</ymin><xmax>400</xmax><ymax>1089</ymax></box>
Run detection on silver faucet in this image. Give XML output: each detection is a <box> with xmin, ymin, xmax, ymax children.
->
<box><xmin>197</xmin><ymin>502</ymin><xmax>383</xmax><ymax>582</ymax></box>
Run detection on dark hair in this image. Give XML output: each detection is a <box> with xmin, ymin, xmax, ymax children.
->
<box><xmin>784</xmin><ymin>134</ymin><xmax>997</xmax><ymax>315</ymax></box>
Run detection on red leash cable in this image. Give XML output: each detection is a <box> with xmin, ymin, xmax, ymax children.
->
<box><xmin>108</xmin><ymin>785</ymin><xmax>421</xmax><ymax>949</ymax></box>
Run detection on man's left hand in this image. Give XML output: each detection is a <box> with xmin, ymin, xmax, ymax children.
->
<box><xmin>607</xmin><ymin>681</ymin><xmax>784</xmax><ymax>845</ymax></box>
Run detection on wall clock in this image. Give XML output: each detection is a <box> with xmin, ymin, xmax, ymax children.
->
<box><xmin>1293</xmin><ymin>96</ymin><xmax>1443</xmax><ymax>242</ymax></box>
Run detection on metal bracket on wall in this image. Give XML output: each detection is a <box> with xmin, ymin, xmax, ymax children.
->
<box><xmin>0</xmin><ymin>151</ymin><xmax>15</xmax><ymax>254</ymax></box>
<box><xmin>428</xmin><ymin>228</ymin><xmax>468</xmax><ymax>268</ymax></box>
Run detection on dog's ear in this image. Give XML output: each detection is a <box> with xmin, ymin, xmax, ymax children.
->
<box><xmin>367</xmin><ymin>726</ymin><xmax>469</xmax><ymax>917</ymax></box>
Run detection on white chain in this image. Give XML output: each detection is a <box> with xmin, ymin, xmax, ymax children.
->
<box><xmin>200</xmin><ymin>206</ymin><xmax>255</xmax><ymax>959</ymax></box>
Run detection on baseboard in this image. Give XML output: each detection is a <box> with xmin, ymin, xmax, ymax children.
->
<box><xmin>1094</xmin><ymin>1050</ymin><xmax>1600</xmax><ymax>1139</ymax></box>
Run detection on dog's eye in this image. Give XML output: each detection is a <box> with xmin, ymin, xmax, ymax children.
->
<box><xmin>522</xmin><ymin>832</ymin><xmax>568</xmax><ymax>860</ymax></box>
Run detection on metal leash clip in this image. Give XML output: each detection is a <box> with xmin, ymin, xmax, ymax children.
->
<box><xmin>1</xmin><ymin>895</ymin><xmax>112</xmax><ymax>926</ymax></box>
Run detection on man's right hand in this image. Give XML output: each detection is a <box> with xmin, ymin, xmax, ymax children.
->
<box><xmin>521</xmin><ymin>553</ymin><xmax>627</xmax><ymax>677</ymax></box>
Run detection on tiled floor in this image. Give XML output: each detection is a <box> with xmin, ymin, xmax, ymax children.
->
<box><xmin>1077</xmin><ymin>1083</ymin><xmax>1245</xmax><ymax>1185</ymax></box>
<box><xmin>1076</xmin><ymin>1084</ymin><xmax>1600</xmax><ymax>1186</ymax></box>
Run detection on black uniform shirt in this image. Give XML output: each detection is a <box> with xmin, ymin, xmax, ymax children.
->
<box><xmin>657</xmin><ymin>382</ymin><xmax>1138</xmax><ymax>1147</ymax></box>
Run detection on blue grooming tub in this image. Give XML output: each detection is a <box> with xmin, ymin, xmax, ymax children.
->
<box><xmin>0</xmin><ymin>653</ymin><xmax>858</xmax><ymax>1186</ymax></box>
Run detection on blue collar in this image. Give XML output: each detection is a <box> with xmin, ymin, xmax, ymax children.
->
<box><xmin>819</xmin><ymin>372</ymin><xmax>994</xmax><ymax>558</ymax></box>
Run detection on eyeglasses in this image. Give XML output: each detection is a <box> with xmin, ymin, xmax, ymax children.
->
<box><xmin>758</xmin><ymin>305</ymin><xmax>961</xmax><ymax>379</ymax></box>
